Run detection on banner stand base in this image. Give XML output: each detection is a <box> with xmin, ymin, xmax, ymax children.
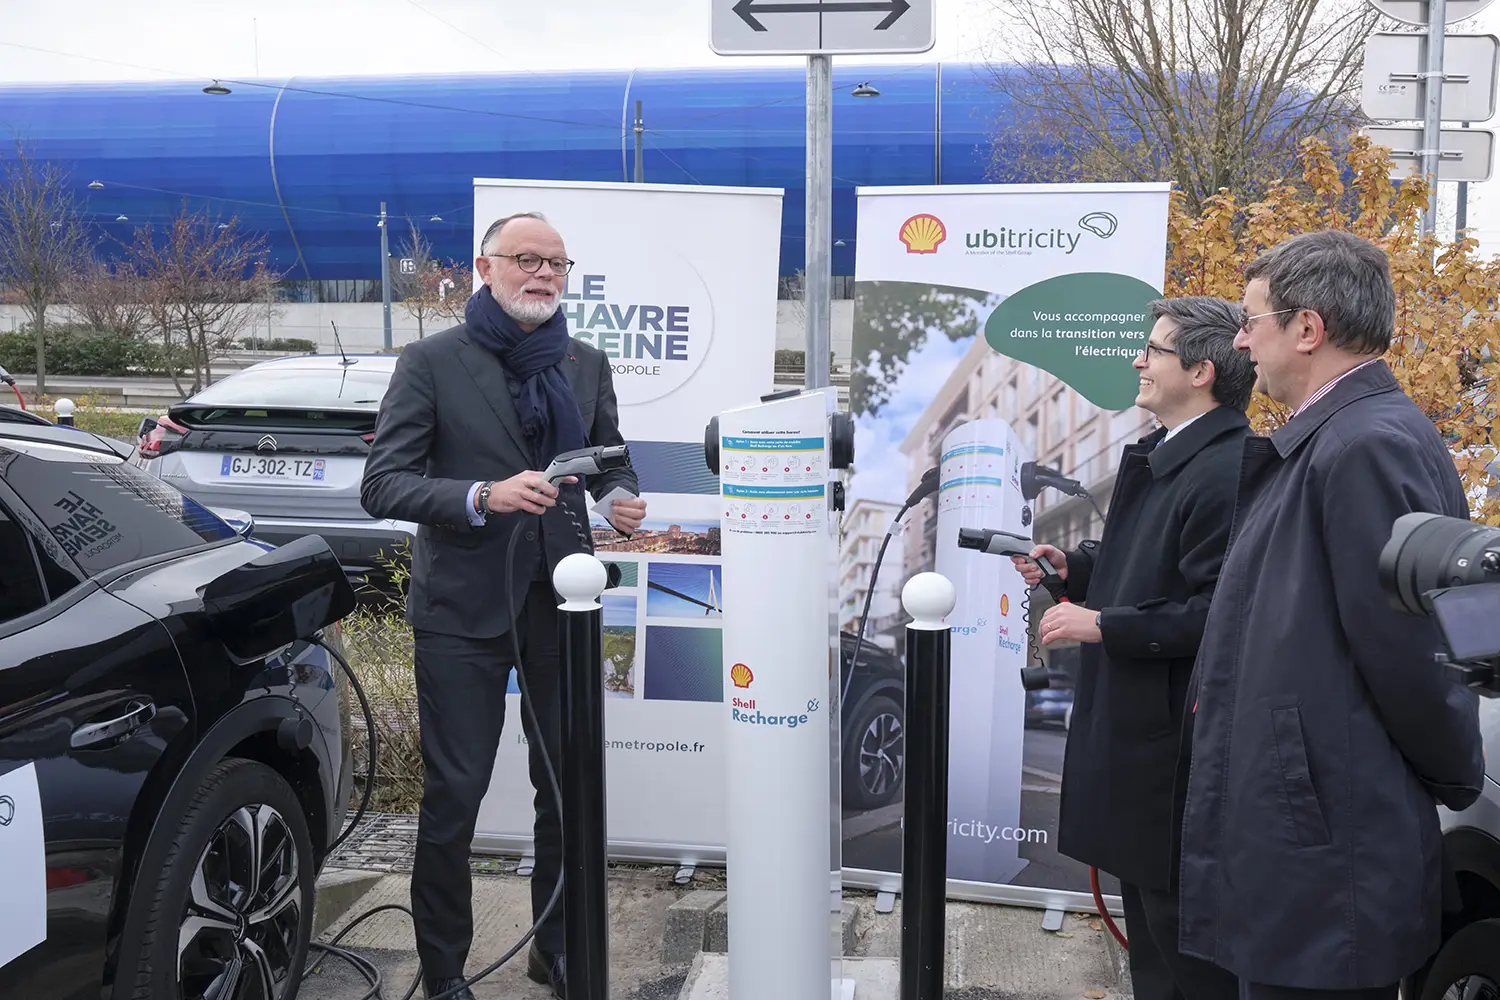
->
<box><xmin>680</xmin><ymin>956</ymin><xmax>884</xmax><ymax>1000</ymax></box>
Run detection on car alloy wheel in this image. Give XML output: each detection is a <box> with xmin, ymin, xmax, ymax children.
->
<box><xmin>178</xmin><ymin>804</ymin><xmax>304</xmax><ymax>998</ymax></box>
<box><xmin>1417</xmin><ymin>918</ymin><xmax>1500</xmax><ymax>1000</ymax></box>
<box><xmin>858</xmin><ymin>701</ymin><xmax>904</xmax><ymax>799</ymax></box>
<box><xmin>110</xmin><ymin>758</ymin><xmax>314</xmax><ymax>1000</ymax></box>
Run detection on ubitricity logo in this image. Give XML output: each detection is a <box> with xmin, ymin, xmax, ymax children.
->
<box><xmin>890</xmin><ymin>209</ymin><xmax>1124</xmax><ymax>258</ymax></box>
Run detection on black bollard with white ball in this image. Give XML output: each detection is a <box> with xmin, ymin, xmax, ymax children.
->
<box><xmin>899</xmin><ymin>570</ymin><xmax>957</xmax><ymax>1000</ymax></box>
<box><xmin>54</xmin><ymin>397</ymin><xmax>76</xmax><ymax>426</ymax></box>
<box><xmin>553</xmin><ymin>551</ymin><xmax>612</xmax><ymax>1000</ymax></box>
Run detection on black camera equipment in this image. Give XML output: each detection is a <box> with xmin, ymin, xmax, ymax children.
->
<box><xmin>1379</xmin><ymin>510</ymin><xmax>1500</xmax><ymax>698</ymax></box>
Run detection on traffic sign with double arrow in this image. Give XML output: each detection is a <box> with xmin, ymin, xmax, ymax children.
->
<box><xmin>710</xmin><ymin>0</ymin><xmax>934</xmax><ymax>55</ymax></box>
<box><xmin>1365</xmin><ymin>0</ymin><xmax>1495</xmax><ymax>24</ymax></box>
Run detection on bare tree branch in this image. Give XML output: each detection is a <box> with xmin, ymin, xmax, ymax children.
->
<box><xmin>983</xmin><ymin>0</ymin><xmax>1379</xmax><ymax>210</ymax></box>
<box><xmin>0</xmin><ymin>140</ymin><xmax>93</xmax><ymax>394</ymax></box>
<box><xmin>125</xmin><ymin>202</ymin><xmax>278</xmax><ymax>394</ymax></box>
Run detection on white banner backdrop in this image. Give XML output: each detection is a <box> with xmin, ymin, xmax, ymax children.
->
<box><xmin>470</xmin><ymin>179</ymin><xmax>782</xmax><ymax>863</ymax></box>
<box><xmin>840</xmin><ymin>182</ymin><xmax>1172</xmax><ymax>911</ymax></box>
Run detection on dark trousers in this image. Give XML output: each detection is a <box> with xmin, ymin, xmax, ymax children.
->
<box><xmin>410</xmin><ymin>578</ymin><xmax>564</xmax><ymax>979</ymax></box>
<box><xmin>1120</xmin><ymin>880</ymin><xmax>1237</xmax><ymax>1000</ymax></box>
<box><xmin>1119</xmin><ymin>881</ymin><xmax>1397</xmax><ymax>1000</ymax></box>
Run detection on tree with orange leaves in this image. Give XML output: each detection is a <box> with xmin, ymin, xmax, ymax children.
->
<box><xmin>1166</xmin><ymin>133</ymin><xmax>1500</xmax><ymax>522</ymax></box>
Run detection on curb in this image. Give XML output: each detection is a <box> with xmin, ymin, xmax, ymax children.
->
<box><xmin>312</xmin><ymin>867</ymin><xmax>386</xmax><ymax>941</ymax></box>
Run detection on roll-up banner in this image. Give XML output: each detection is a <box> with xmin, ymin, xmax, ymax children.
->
<box><xmin>840</xmin><ymin>182</ymin><xmax>1172</xmax><ymax>911</ymax></box>
<box><xmin>472</xmin><ymin>179</ymin><xmax>783</xmax><ymax>864</ymax></box>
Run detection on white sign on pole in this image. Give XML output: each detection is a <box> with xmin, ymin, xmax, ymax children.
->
<box><xmin>1361</xmin><ymin>33</ymin><xmax>1500</xmax><ymax>121</ymax></box>
<box><xmin>398</xmin><ymin>257</ymin><xmax>416</xmax><ymax>275</ymax></box>
<box><xmin>1366</xmin><ymin>125</ymin><xmax>1497</xmax><ymax>181</ymax></box>
<box><xmin>1364</xmin><ymin>0</ymin><xmax>1495</xmax><ymax>24</ymax></box>
<box><xmin>710</xmin><ymin>0</ymin><xmax>935</xmax><ymax>55</ymax></box>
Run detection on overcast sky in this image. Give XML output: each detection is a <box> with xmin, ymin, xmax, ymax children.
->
<box><xmin>0</xmin><ymin>0</ymin><xmax>1494</xmax><ymax>251</ymax></box>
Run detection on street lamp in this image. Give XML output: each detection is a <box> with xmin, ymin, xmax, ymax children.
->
<box><xmin>204</xmin><ymin>81</ymin><xmax>231</xmax><ymax>95</ymax></box>
<box><xmin>851</xmin><ymin>82</ymin><xmax>880</xmax><ymax>97</ymax></box>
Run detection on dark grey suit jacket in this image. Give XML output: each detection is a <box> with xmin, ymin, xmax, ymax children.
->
<box><xmin>360</xmin><ymin>323</ymin><xmax>638</xmax><ymax>639</ymax></box>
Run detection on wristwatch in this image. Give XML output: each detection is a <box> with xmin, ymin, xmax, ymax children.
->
<box><xmin>475</xmin><ymin>481</ymin><xmax>493</xmax><ymax>514</ymax></box>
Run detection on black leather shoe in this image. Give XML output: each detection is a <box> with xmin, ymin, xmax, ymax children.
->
<box><xmin>526</xmin><ymin>943</ymin><xmax>567</xmax><ymax>999</ymax></box>
<box><xmin>423</xmin><ymin>976</ymin><xmax>476</xmax><ymax>1000</ymax></box>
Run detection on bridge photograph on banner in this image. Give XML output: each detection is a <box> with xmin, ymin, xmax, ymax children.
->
<box><xmin>838</xmin><ymin>181</ymin><xmax>1171</xmax><ymax>908</ymax></box>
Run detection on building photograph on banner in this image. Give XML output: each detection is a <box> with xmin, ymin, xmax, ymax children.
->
<box><xmin>838</xmin><ymin>182</ymin><xmax>1171</xmax><ymax>904</ymax></box>
<box><xmin>468</xmin><ymin>178</ymin><xmax>782</xmax><ymax>862</ymax></box>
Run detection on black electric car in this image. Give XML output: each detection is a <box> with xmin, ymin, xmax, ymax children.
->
<box><xmin>840</xmin><ymin>630</ymin><xmax>906</xmax><ymax>811</ymax></box>
<box><xmin>0</xmin><ymin>420</ymin><xmax>356</xmax><ymax>1000</ymax></box>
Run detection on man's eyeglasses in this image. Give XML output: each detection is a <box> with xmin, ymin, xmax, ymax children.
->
<box><xmin>1139</xmin><ymin>340</ymin><xmax>1177</xmax><ymax>360</ymax></box>
<box><xmin>490</xmin><ymin>253</ymin><xmax>575</xmax><ymax>275</ymax></box>
<box><xmin>1240</xmin><ymin>307</ymin><xmax>1297</xmax><ymax>332</ymax></box>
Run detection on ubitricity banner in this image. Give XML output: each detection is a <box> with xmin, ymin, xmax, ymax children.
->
<box><xmin>471</xmin><ymin>179</ymin><xmax>782</xmax><ymax>861</ymax></box>
<box><xmin>840</xmin><ymin>182</ymin><xmax>1171</xmax><ymax>904</ymax></box>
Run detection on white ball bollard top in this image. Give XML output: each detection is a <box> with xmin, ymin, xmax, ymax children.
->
<box><xmin>903</xmin><ymin>572</ymin><xmax>957</xmax><ymax>631</ymax></box>
<box><xmin>554</xmin><ymin>552</ymin><xmax>608</xmax><ymax>611</ymax></box>
<box><xmin>54</xmin><ymin>397</ymin><xmax>76</xmax><ymax>417</ymax></box>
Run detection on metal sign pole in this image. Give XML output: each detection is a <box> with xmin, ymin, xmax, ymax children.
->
<box><xmin>806</xmin><ymin>54</ymin><xmax>833</xmax><ymax>390</ymax></box>
<box><xmin>1422</xmin><ymin>0</ymin><xmax>1449</xmax><ymax>237</ymax></box>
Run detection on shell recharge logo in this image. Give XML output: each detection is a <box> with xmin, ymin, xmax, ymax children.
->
<box><xmin>899</xmin><ymin>214</ymin><xmax>947</xmax><ymax>254</ymax></box>
<box><xmin>730</xmin><ymin>663</ymin><xmax>753</xmax><ymax>689</ymax></box>
<box><xmin>1000</xmin><ymin>594</ymin><xmax>1010</xmax><ymax>617</ymax></box>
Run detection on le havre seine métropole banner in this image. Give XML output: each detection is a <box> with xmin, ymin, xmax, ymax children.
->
<box><xmin>841</xmin><ymin>182</ymin><xmax>1172</xmax><ymax>908</ymax></box>
<box><xmin>469</xmin><ymin>179</ymin><xmax>783</xmax><ymax>863</ymax></box>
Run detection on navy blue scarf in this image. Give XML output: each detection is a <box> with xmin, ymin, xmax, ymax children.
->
<box><xmin>464</xmin><ymin>284</ymin><xmax>588</xmax><ymax>470</ymax></box>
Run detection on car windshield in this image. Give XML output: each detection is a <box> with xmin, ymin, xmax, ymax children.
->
<box><xmin>0</xmin><ymin>439</ymin><xmax>238</xmax><ymax>574</ymax></box>
<box><xmin>187</xmin><ymin>363</ymin><xmax>392</xmax><ymax>411</ymax></box>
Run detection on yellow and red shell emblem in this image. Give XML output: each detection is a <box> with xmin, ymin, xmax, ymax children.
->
<box><xmin>1000</xmin><ymin>594</ymin><xmax>1010</xmax><ymax>616</ymax></box>
<box><xmin>730</xmin><ymin>663</ymin><xmax>754</xmax><ymax>688</ymax></box>
<box><xmin>899</xmin><ymin>214</ymin><xmax>947</xmax><ymax>254</ymax></box>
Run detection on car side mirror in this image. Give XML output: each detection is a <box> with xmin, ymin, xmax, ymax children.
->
<box><xmin>201</xmin><ymin>534</ymin><xmax>357</xmax><ymax>663</ymax></box>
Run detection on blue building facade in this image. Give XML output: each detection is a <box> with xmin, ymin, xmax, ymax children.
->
<box><xmin>0</xmin><ymin>63</ymin><xmax>1012</xmax><ymax>292</ymax></box>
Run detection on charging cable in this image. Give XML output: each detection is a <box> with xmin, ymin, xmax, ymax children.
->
<box><xmin>302</xmin><ymin>445</ymin><xmax>630</xmax><ymax>1000</ymax></box>
<box><xmin>842</xmin><ymin>466</ymin><xmax>940</xmax><ymax>710</ymax></box>
<box><xmin>0</xmin><ymin>365</ymin><xmax>24</xmax><ymax>410</ymax></box>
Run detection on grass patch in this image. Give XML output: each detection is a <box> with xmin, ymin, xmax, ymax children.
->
<box><xmin>23</xmin><ymin>396</ymin><xmax>151</xmax><ymax>444</ymax></box>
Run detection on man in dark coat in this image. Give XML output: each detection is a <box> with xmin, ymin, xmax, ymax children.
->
<box><xmin>1178</xmin><ymin>230</ymin><xmax>1486</xmax><ymax>1000</ymax></box>
<box><xmin>362</xmin><ymin>211</ymin><xmax>644</xmax><ymax>1000</ymax></box>
<box><xmin>1014</xmin><ymin>296</ymin><xmax>1255</xmax><ymax>1000</ymax></box>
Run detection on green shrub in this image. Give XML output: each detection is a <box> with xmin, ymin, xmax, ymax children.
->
<box><xmin>0</xmin><ymin>327</ymin><xmax>169</xmax><ymax>377</ymax></box>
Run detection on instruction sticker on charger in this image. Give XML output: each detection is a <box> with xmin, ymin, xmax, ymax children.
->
<box><xmin>0</xmin><ymin>762</ymin><xmax>47</xmax><ymax>970</ymax></box>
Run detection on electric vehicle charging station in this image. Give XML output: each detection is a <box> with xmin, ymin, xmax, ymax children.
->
<box><xmin>931</xmin><ymin>419</ymin><xmax>1035</xmax><ymax>885</ymax></box>
<box><xmin>706</xmin><ymin>385</ymin><xmax>855</xmax><ymax>1000</ymax></box>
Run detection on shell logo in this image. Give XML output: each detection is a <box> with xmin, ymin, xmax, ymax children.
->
<box><xmin>730</xmin><ymin>663</ymin><xmax>754</xmax><ymax>689</ymax></box>
<box><xmin>1000</xmin><ymin>594</ymin><xmax>1010</xmax><ymax>616</ymax></box>
<box><xmin>899</xmin><ymin>214</ymin><xmax>947</xmax><ymax>254</ymax></box>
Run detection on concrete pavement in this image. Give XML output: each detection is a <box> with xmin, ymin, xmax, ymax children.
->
<box><xmin>306</xmin><ymin>864</ymin><xmax>1129</xmax><ymax>1000</ymax></box>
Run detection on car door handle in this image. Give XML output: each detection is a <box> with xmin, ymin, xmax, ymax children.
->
<box><xmin>71</xmin><ymin>700</ymin><xmax>157</xmax><ymax>749</ymax></box>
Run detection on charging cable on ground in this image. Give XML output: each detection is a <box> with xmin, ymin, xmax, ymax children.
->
<box><xmin>303</xmin><ymin>445</ymin><xmax>630</xmax><ymax>1000</ymax></box>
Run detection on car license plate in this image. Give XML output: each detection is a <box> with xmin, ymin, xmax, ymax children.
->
<box><xmin>220</xmin><ymin>455</ymin><xmax>326</xmax><ymax>481</ymax></box>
